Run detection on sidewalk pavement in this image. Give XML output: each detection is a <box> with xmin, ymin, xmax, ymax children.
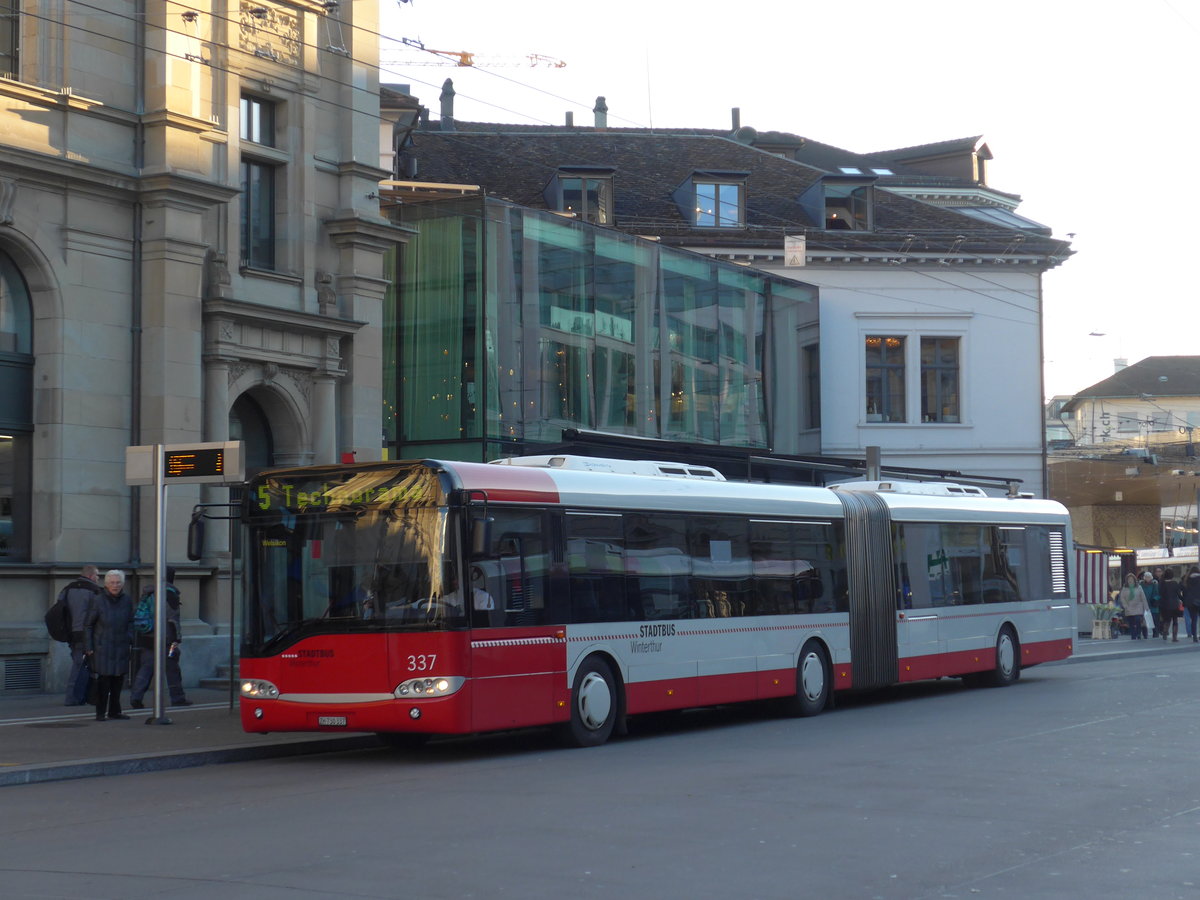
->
<box><xmin>2</xmin><ymin>634</ymin><xmax>1197</xmax><ymax>787</ymax></box>
<box><xmin>0</xmin><ymin>687</ymin><xmax>378</xmax><ymax>787</ymax></box>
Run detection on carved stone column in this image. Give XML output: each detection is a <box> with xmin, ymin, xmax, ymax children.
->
<box><xmin>312</xmin><ymin>372</ymin><xmax>338</xmax><ymax>464</ymax></box>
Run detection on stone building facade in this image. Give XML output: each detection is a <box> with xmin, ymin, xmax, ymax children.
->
<box><xmin>0</xmin><ymin>1</ymin><xmax>401</xmax><ymax>692</ymax></box>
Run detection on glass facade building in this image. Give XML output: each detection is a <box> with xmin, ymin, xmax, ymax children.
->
<box><xmin>387</xmin><ymin>197</ymin><xmax>817</xmax><ymax>462</ymax></box>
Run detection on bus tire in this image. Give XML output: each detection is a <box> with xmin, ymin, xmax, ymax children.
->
<box><xmin>563</xmin><ymin>656</ymin><xmax>619</xmax><ymax>748</ymax></box>
<box><xmin>980</xmin><ymin>626</ymin><xmax>1020</xmax><ymax>687</ymax></box>
<box><xmin>376</xmin><ymin>732</ymin><xmax>429</xmax><ymax>751</ymax></box>
<box><xmin>782</xmin><ymin>640</ymin><xmax>830</xmax><ymax>717</ymax></box>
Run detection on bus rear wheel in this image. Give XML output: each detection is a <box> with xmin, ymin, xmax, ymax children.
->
<box><xmin>979</xmin><ymin>627</ymin><xmax>1020</xmax><ymax>687</ymax></box>
<box><xmin>781</xmin><ymin>640</ymin><xmax>830</xmax><ymax>717</ymax></box>
<box><xmin>563</xmin><ymin>656</ymin><xmax>619</xmax><ymax>747</ymax></box>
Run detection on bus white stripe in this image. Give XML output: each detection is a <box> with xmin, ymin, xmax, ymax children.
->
<box><xmin>471</xmin><ymin>637</ymin><xmax>563</xmax><ymax>648</ymax></box>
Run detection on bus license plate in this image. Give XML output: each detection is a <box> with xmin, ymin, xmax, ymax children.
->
<box><xmin>318</xmin><ymin>716</ymin><xmax>347</xmax><ymax>727</ymax></box>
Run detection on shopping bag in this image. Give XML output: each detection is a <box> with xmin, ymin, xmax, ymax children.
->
<box><xmin>1144</xmin><ymin>610</ymin><xmax>1155</xmax><ymax>633</ymax></box>
<box><xmin>84</xmin><ymin>669</ymin><xmax>98</xmax><ymax>707</ymax></box>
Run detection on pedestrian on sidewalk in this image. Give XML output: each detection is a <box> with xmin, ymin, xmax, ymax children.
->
<box><xmin>58</xmin><ymin>565</ymin><xmax>101</xmax><ymax>705</ymax></box>
<box><xmin>1185</xmin><ymin>566</ymin><xmax>1200</xmax><ymax>643</ymax></box>
<box><xmin>129</xmin><ymin>567</ymin><xmax>191</xmax><ymax>709</ymax></box>
<box><xmin>1118</xmin><ymin>572</ymin><xmax>1148</xmax><ymax>639</ymax></box>
<box><xmin>1142</xmin><ymin>570</ymin><xmax>1161</xmax><ymax>638</ymax></box>
<box><xmin>84</xmin><ymin>570</ymin><xmax>134</xmax><ymax>721</ymax></box>
<box><xmin>1160</xmin><ymin>569</ymin><xmax>1182</xmax><ymax>642</ymax></box>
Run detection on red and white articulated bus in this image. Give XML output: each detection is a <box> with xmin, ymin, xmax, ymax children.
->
<box><xmin>238</xmin><ymin>455</ymin><xmax>1074</xmax><ymax>747</ymax></box>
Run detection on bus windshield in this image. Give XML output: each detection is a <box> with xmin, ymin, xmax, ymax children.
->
<box><xmin>242</xmin><ymin>465</ymin><xmax>464</xmax><ymax>653</ymax></box>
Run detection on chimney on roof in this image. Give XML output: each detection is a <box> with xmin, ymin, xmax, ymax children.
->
<box><xmin>731</xmin><ymin>107</ymin><xmax>740</xmax><ymax>131</ymax></box>
<box><xmin>565</xmin><ymin>111</ymin><xmax>574</xmax><ymax>127</ymax></box>
<box><xmin>594</xmin><ymin>96</ymin><xmax>607</xmax><ymax>129</ymax></box>
<box><xmin>439</xmin><ymin>78</ymin><xmax>455</xmax><ymax>131</ymax></box>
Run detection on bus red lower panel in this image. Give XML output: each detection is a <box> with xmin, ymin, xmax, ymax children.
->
<box><xmin>626</xmin><ymin>668</ymin><xmax>790</xmax><ymax>714</ymax></box>
<box><xmin>756</xmin><ymin>669</ymin><xmax>797</xmax><ymax>700</ymax></box>
<box><xmin>698</xmin><ymin>670</ymin><xmax>761</xmax><ymax>706</ymax></box>
<box><xmin>626</xmin><ymin>678</ymin><xmax>699</xmax><ymax>715</ymax></box>
<box><xmin>1021</xmin><ymin>638</ymin><xmax>1072</xmax><ymax>666</ymax></box>
<box><xmin>469</xmin><ymin>627</ymin><xmax>568</xmax><ymax>732</ymax></box>
<box><xmin>897</xmin><ymin>637</ymin><xmax>1072</xmax><ymax>683</ymax></box>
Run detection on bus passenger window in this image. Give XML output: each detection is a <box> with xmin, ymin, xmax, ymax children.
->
<box><xmin>751</xmin><ymin>520</ymin><xmax>846</xmax><ymax>615</ymax></box>
<box><xmin>625</xmin><ymin>513</ymin><xmax>692</xmax><ymax>620</ymax></box>
<box><xmin>688</xmin><ymin>516</ymin><xmax>750</xmax><ymax>618</ymax></box>
<box><xmin>474</xmin><ymin>510</ymin><xmax>548</xmax><ymax>627</ymax></box>
<box><xmin>565</xmin><ymin>512</ymin><xmax>626</xmax><ymax>623</ymax></box>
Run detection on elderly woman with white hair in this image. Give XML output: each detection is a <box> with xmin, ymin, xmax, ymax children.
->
<box><xmin>84</xmin><ymin>570</ymin><xmax>134</xmax><ymax>721</ymax></box>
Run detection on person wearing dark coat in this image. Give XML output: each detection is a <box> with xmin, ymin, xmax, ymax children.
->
<box><xmin>1160</xmin><ymin>569</ymin><xmax>1182</xmax><ymax>642</ymax></box>
<box><xmin>58</xmin><ymin>565</ymin><xmax>101</xmax><ymax>705</ymax></box>
<box><xmin>1184</xmin><ymin>566</ymin><xmax>1200</xmax><ymax>643</ymax></box>
<box><xmin>84</xmin><ymin>569</ymin><xmax>134</xmax><ymax>721</ymax></box>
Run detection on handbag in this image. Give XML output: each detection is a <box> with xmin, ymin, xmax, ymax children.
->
<box><xmin>1144</xmin><ymin>610</ymin><xmax>1154</xmax><ymax>633</ymax></box>
<box><xmin>84</xmin><ymin>667</ymin><xmax>99</xmax><ymax>707</ymax></box>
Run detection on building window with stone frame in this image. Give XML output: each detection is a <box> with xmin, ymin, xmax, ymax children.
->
<box><xmin>239</xmin><ymin>95</ymin><xmax>282</xmax><ymax>271</ymax></box>
<box><xmin>241</xmin><ymin>160</ymin><xmax>276</xmax><ymax>270</ymax></box>
<box><xmin>920</xmin><ymin>336</ymin><xmax>960</xmax><ymax>423</ymax></box>
<box><xmin>0</xmin><ymin>247</ymin><xmax>32</xmax><ymax>561</ymax></box>
<box><xmin>0</xmin><ymin>1</ymin><xmax>16</xmax><ymax>77</ymax></box>
<box><xmin>865</xmin><ymin>335</ymin><xmax>905</xmax><ymax>423</ymax></box>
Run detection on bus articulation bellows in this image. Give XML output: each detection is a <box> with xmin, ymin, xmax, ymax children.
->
<box><xmin>238</xmin><ymin>456</ymin><xmax>1074</xmax><ymax>747</ymax></box>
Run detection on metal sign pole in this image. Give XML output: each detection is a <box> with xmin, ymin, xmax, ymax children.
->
<box><xmin>148</xmin><ymin>443</ymin><xmax>172</xmax><ymax>725</ymax></box>
<box><xmin>124</xmin><ymin>440</ymin><xmax>245</xmax><ymax>726</ymax></box>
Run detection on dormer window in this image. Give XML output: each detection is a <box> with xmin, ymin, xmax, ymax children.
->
<box><xmin>546</xmin><ymin>167</ymin><xmax>613</xmax><ymax>225</ymax></box>
<box><xmin>800</xmin><ymin>175</ymin><xmax>874</xmax><ymax>232</ymax></box>
<box><xmin>674</xmin><ymin>171</ymin><xmax>748</xmax><ymax>228</ymax></box>
<box><xmin>824</xmin><ymin>182</ymin><xmax>872</xmax><ymax>230</ymax></box>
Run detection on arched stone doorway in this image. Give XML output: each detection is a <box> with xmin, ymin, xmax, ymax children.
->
<box><xmin>230</xmin><ymin>392</ymin><xmax>275</xmax><ymax>478</ymax></box>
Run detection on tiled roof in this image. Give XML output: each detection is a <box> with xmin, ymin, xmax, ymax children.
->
<box><xmin>405</xmin><ymin>126</ymin><xmax>1069</xmax><ymax>259</ymax></box>
<box><xmin>1067</xmin><ymin>357</ymin><xmax>1200</xmax><ymax>402</ymax></box>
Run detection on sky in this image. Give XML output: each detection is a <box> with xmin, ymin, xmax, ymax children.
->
<box><xmin>380</xmin><ymin>0</ymin><xmax>1200</xmax><ymax>400</ymax></box>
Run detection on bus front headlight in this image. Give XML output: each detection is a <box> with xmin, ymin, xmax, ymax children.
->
<box><xmin>240</xmin><ymin>679</ymin><xmax>280</xmax><ymax>700</ymax></box>
<box><xmin>394</xmin><ymin>676</ymin><xmax>464</xmax><ymax>698</ymax></box>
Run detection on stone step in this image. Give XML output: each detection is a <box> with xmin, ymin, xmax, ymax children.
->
<box><xmin>199</xmin><ymin>663</ymin><xmax>238</xmax><ymax>691</ymax></box>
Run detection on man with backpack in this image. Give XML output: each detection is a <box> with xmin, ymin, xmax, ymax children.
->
<box><xmin>56</xmin><ymin>565</ymin><xmax>102</xmax><ymax>705</ymax></box>
<box><xmin>129</xmin><ymin>567</ymin><xmax>192</xmax><ymax>708</ymax></box>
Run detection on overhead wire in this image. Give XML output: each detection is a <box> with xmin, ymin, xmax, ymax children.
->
<box><xmin>36</xmin><ymin>0</ymin><xmax>580</xmax><ymax>132</ymax></box>
<box><xmin>31</xmin><ymin>1</ymin><xmax>1067</xmax><ymax>330</ymax></box>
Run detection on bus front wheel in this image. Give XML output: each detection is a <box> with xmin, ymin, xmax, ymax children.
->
<box><xmin>563</xmin><ymin>656</ymin><xmax>619</xmax><ymax>747</ymax></box>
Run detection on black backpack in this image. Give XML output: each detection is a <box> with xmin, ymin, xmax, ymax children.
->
<box><xmin>44</xmin><ymin>595</ymin><xmax>72</xmax><ymax>643</ymax></box>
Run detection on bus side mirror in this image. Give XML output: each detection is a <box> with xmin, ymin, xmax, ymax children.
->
<box><xmin>187</xmin><ymin>511</ymin><xmax>206</xmax><ymax>561</ymax></box>
<box><xmin>471</xmin><ymin>516</ymin><xmax>493</xmax><ymax>558</ymax></box>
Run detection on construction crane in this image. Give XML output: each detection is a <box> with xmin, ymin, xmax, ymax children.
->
<box><xmin>383</xmin><ymin>37</ymin><xmax>566</xmax><ymax>68</ymax></box>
